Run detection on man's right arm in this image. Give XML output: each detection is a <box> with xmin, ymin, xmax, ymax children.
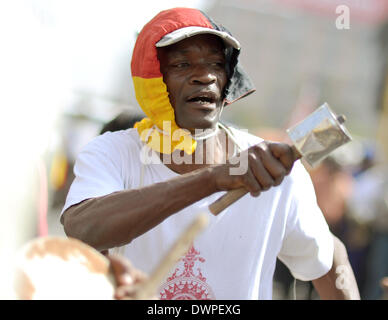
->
<box><xmin>62</xmin><ymin>167</ymin><xmax>217</xmax><ymax>252</ymax></box>
<box><xmin>62</xmin><ymin>141</ymin><xmax>296</xmax><ymax>252</ymax></box>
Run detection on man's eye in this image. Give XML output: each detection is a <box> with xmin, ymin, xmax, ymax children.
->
<box><xmin>211</xmin><ymin>62</ymin><xmax>225</xmax><ymax>68</ymax></box>
<box><xmin>173</xmin><ymin>62</ymin><xmax>189</xmax><ymax>68</ymax></box>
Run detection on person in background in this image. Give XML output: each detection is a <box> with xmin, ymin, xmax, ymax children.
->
<box><xmin>100</xmin><ymin>111</ymin><xmax>144</xmax><ymax>135</ymax></box>
<box><xmin>309</xmin><ymin>156</ymin><xmax>369</xmax><ymax>298</ymax></box>
<box><xmin>349</xmin><ymin>158</ymin><xmax>388</xmax><ymax>299</ymax></box>
<box><xmin>273</xmin><ymin>155</ymin><xmax>366</xmax><ymax>300</ymax></box>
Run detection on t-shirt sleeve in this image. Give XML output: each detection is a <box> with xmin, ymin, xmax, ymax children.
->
<box><xmin>61</xmin><ymin>134</ymin><xmax>125</xmax><ymax>216</ymax></box>
<box><xmin>277</xmin><ymin>162</ymin><xmax>334</xmax><ymax>281</ymax></box>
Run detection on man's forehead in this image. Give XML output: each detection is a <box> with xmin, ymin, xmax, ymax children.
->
<box><xmin>158</xmin><ymin>34</ymin><xmax>225</xmax><ymax>56</ymax></box>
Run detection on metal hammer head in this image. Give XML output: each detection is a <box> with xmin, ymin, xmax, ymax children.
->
<box><xmin>286</xmin><ymin>103</ymin><xmax>352</xmax><ymax>168</ymax></box>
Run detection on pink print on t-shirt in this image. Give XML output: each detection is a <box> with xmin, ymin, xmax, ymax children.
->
<box><xmin>159</xmin><ymin>246</ymin><xmax>215</xmax><ymax>300</ymax></box>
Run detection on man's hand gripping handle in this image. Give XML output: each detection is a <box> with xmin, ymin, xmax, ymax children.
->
<box><xmin>209</xmin><ymin>145</ymin><xmax>301</xmax><ymax>216</ymax></box>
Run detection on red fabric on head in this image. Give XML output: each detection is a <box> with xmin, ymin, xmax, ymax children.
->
<box><xmin>131</xmin><ymin>8</ymin><xmax>213</xmax><ymax>79</ymax></box>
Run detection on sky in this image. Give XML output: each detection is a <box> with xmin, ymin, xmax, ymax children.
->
<box><xmin>49</xmin><ymin>0</ymin><xmax>212</xmax><ymax>107</ymax></box>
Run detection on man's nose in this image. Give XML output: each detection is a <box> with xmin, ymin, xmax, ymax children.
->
<box><xmin>189</xmin><ymin>64</ymin><xmax>217</xmax><ymax>85</ymax></box>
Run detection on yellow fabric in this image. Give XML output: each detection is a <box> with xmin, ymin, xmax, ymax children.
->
<box><xmin>50</xmin><ymin>150</ymin><xmax>68</xmax><ymax>190</ymax></box>
<box><xmin>133</xmin><ymin>76</ymin><xmax>197</xmax><ymax>155</ymax></box>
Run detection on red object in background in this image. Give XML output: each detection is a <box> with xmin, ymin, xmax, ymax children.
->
<box><xmin>37</xmin><ymin>159</ymin><xmax>48</xmax><ymax>237</ymax></box>
<box><xmin>275</xmin><ymin>0</ymin><xmax>388</xmax><ymax>24</ymax></box>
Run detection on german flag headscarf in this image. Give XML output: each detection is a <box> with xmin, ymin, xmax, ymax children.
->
<box><xmin>131</xmin><ymin>7</ymin><xmax>255</xmax><ymax>155</ymax></box>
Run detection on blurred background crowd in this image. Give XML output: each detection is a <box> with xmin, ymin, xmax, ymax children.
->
<box><xmin>1</xmin><ymin>0</ymin><xmax>388</xmax><ymax>299</ymax></box>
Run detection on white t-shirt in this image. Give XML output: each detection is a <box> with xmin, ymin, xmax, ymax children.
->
<box><xmin>62</xmin><ymin>127</ymin><xmax>333</xmax><ymax>300</ymax></box>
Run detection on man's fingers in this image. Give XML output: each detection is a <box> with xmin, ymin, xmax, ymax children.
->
<box><xmin>108</xmin><ymin>254</ymin><xmax>150</xmax><ymax>299</ymax></box>
<box><xmin>267</xmin><ymin>142</ymin><xmax>296</xmax><ymax>174</ymax></box>
<box><xmin>241</xmin><ymin>168</ymin><xmax>262</xmax><ymax>196</ymax></box>
<box><xmin>248</xmin><ymin>151</ymin><xmax>275</xmax><ymax>191</ymax></box>
<box><xmin>243</xmin><ymin>141</ymin><xmax>295</xmax><ymax>193</ymax></box>
<box><xmin>216</xmin><ymin>141</ymin><xmax>296</xmax><ymax>194</ymax></box>
<box><xmin>108</xmin><ymin>255</ymin><xmax>136</xmax><ymax>287</ymax></box>
<box><xmin>115</xmin><ymin>284</ymin><xmax>139</xmax><ymax>300</ymax></box>
<box><xmin>254</xmin><ymin>143</ymin><xmax>287</xmax><ymax>185</ymax></box>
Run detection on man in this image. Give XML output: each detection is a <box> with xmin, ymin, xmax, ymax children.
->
<box><xmin>61</xmin><ymin>7</ymin><xmax>359</xmax><ymax>300</ymax></box>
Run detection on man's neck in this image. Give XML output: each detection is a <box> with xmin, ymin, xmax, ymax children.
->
<box><xmin>158</xmin><ymin>126</ymin><xmax>236</xmax><ymax>175</ymax></box>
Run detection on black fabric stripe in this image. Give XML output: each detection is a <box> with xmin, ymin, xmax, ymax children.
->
<box><xmin>199</xmin><ymin>10</ymin><xmax>256</xmax><ymax>105</ymax></box>
<box><xmin>200</xmin><ymin>10</ymin><xmax>230</xmax><ymax>34</ymax></box>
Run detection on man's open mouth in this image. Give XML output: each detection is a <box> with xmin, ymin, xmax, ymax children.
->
<box><xmin>186</xmin><ymin>92</ymin><xmax>217</xmax><ymax>105</ymax></box>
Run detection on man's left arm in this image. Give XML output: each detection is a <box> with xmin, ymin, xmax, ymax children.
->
<box><xmin>312</xmin><ymin>234</ymin><xmax>360</xmax><ymax>300</ymax></box>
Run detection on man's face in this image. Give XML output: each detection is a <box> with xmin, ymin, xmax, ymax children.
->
<box><xmin>157</xmin><ymin>34</ymin><xmax>228</xmax><ymax>133</ymax></box>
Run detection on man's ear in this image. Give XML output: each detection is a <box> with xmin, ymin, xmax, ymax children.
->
<box><xmin>156</xmin><ymin>47</ymin><xmax>166</xmax><ymax>74</ymax></box>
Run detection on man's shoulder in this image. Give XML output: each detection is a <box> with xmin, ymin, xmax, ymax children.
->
<box><xmin>77</xmin><ymin>128</ymin><xmax>143</xmax><ymax>161</ymax></box>
<box><xmin>225</xmin><ymin>124</ymin><xmax>263</xmax><ymax>149</ymax></box>
<box><xmin>87</xmin><ymin>128</ymin><xmax>141</xmax><ymax>150</ymax></box>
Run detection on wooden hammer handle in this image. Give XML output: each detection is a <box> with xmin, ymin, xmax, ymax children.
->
<box><xmin>209</xmin><ymin>188</ymin><xmax>248</xmax><ymax>216</ymax></box>
<box><xmin>209</xmin><ymin>145</ymin><xmax>301</xmax><ymax>216</ymax></box>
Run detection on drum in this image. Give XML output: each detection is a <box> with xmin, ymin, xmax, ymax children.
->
<box><xmin>13</xmin><ymin>236</ymin><xmax>115</xmax><ymax>299</ymax></box>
